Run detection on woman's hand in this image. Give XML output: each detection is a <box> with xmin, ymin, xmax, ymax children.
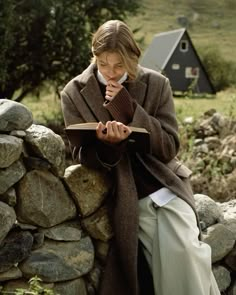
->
<box><xmin>96</xmin><ymin>121</ymin><xmax>132</xmax><ymax>144</ymax></box>
<box><xmin>105</xmin><ymin>80</ymin><xmax>123</xmax><ymax>101</ymax></box>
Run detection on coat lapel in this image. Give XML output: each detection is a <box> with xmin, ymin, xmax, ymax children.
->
<box><xmin>127</xmin><ymin>80</ymin><xmax>147</xmax><ymax>107</ymax></box>
<box><xmin>80</xmin><ymin>74</ymin><xmax>112</xmax><ymax>123</ymax></box>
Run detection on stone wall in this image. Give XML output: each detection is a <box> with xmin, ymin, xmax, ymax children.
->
<box><xmin>0</xmin><ymin>99</ymin><xmax>235</xmax><ymax>295</ymax></box>
<box><xmin>181</xmin><ymin>109</ymin><xmax>236</xmax><ymax>203</ymax></box>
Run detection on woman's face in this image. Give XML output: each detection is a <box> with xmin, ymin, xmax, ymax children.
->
<box><xmin>96</xmin><ymin>51</ymin><xmax>126</xmax><ymax>82</ymax></box>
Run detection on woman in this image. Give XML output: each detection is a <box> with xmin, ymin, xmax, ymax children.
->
<box><xmin>61</xmin><ymin>20</ymin><xmax>220</xmax><ymax>295</ymax></box>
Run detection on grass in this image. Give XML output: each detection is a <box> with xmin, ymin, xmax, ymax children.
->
<box><xmin>23</xmin><ymin>87</ymin><xmax>63</xmax><ymax>126</ymax></box>
<box><xmin>126</xmin><ymin>0</ymin><xmax>236</xmax><ymax>62</ymax></box>
<box><xmin>174</xmin><ymin>87</ymin><xmax>236</xmax><ymax>122</ymax></box>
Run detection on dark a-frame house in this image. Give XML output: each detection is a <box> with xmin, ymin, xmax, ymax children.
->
<box><xmin>141</xmin><ymin>28</ymin><xmax>215</xmax><ymax>94</ymax></box>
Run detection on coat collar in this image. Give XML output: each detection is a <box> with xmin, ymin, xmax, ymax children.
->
<box><xmin>79</xmin><ymin>64</ymin><xmax>147</xmax><ymax>122</ymax></box>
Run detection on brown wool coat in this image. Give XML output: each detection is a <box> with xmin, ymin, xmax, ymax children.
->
<box><xmin>61</xmin><ymin>63</ymin><xmax>197</xmax><ymax>295</ymax></box>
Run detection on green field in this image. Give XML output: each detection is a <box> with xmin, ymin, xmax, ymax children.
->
<box><xmin>174</xmin><ymin>87</ymin><xmax>236</xmax><ymax>122</ymax></box>
<box><xmin>23</xmin><ymin>0</ymin><xmax>236</xmax><ymax>124</ymax></box>
<box><xmin>126</xmin><ymin>0</ymin><xmax>236</xmax><ymax>62</ymax></box>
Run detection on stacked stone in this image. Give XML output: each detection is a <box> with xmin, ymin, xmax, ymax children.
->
<box><xmin>183</xmin><ymin>109</ymin><xmax>236</xmax><ymax>202</ymax></box>
<box><xmin>194</xmin><ymin>194</ymin><xmax>236</xmax><ymax>295</ymax></box>
<box><xmin>0</xmin><ymin>99</ymin><xmax>112</xmax><ymax>294</ymax></box>
<box><xmin>0</xmin><ymin>99</ymin><xmax>235</xmax><ymax>294</ymax></box>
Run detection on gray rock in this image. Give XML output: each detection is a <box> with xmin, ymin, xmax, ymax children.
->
<box><xmin>53</xmin><ymin>277</ymin><xmax>87</xmax><ymax>295</ymax></box>
<box><xmin>0</xmin><ymin>201</ymin><xmax>16</xmax><ymax>244</ymax></box>
<box><xmin>23</xmin><ymin>156</ymin><xmax>51</xmax><ymax>171</ymax></box>
<box><xmin>208</xmin><ymin>170</ymin><xmax>236</xmax><ymax>202</ymax></box>
<box><xmin>87</xmin><ymin>263</ymin><xmax>102</xmax><ymax>291</ymax></box>
<box><xmin>0</xmin><ymin>135</ymin><xmax>23</xmax><ymax>168</ymax></box>
<box><xmin>193</xmin><ymin>143</ymin><xmax>209</xmax><ymax>154</ymax></box>
<box><xmin>230</xmin><ymin>157</ymin><xmax>236</xmax><ymax>169</ymax></box>
<box><xmin>82</xmin><ymin>206</ymin><xmax>113</xmax><ymax>242</ymax></box>
<box><xmin>0</xmin><ymin>99</ymin><xmax>33</xmax><ymax>132</ymax></box>
<box><xmin>32</xmin><ymin>232</ymin><xmax>45</xmax><ymax>250</ymax></box>
<box><xmin>94</xmin><ymin>240</ymin><xmax>109</xmax><ymax>263</ymax></box>
<box><xmin>0</xmin><ymin>159</ymin><xmax>26</xmax><ymax>195</ymax></box>
<box><xmin>220</xmin><ymin>200</ymin><xmax>236</xmax><ymax>217</ymax></box>
<box><xmin>194</xmin><ymin>194</ymin><xmax>223</xmax><ymax>229</ymax></box>
<box><xmin>64</xmin><ymin>164</ymin><xmax>111</xmax><ymax>217</ymax></box>
<box><xmin>194</xmin><ymin>112</ymin><xmax>226</xmax><ymax>138</ymax></box>
<box><xmin>219</xmin><ymin>200</ymin><xmax>236</xmax><ymax>239</ymax></box>
<box><xmin>16</xmin><ymin>169</ymin><xmax>77</xmax><ymax>228</ymax></box>
<box><xmin>204</xmin><ymin>136</ymin><xmax>221</xmax><ymax>150</ymax></box>
<box><xmin>1</xmin><ymin>278</ymin><xmax>29</xmax><ymax>292</ymax></box>
<box><xmin>183</xmin><ymin>116</ymin><xmax>194</xmax><ymax>125</ymax></box>
<box><xmin>0</xmin><ymin>231</ymin><xmax>33</xmax><ymax>273</ymax></box>
<box><xmin>193</xmin><ymin>138</ymin><xmax>204</xmax><ymax>146</ymax></box>
<box><xmin>0</xmin><ymin>267</ymin><xmax>22</xmax><ymax>282</ymax></box>
<box><xmin>10</xmin><ymin>130</ymin><xmax>26</xmax><ymax>138</ymax></box>
<box><xmin>86</xmin><ymin>282</ymin><xmax>96</xmax><ymax>295</ymax></box>
<box><xmin>203</xmin><ymin>109</ymin><xmax>217</xmax><ymax>117</ymax></box>
<box><xmin>39</xmin><ymin>221</ymin><xmax>82</xmax><ymax>241</ymax></box>
<box><xmin>221</xmin><ymin>134</ymin><xmax>236</xmax><ymax>152</ymax></box>
<box><xmin>24</xmin><ymin>124</ymin><xmax>66</xmax><ymax>177</ymax></box>
<box><xmin>202</xmin><ymin>223</ymin><xmax>235</xmax><ymax>263</ymax></box>
<box><xmin>222</xmin><ymin>217</ymin><xmax>236</xmax><ymax>240</ymax></box>
<box><xmin>0</xmin><ymin>187</ymin><xmax>17</xmax><ymax>207</ymax></box>
<box><xmin>212</xmin><ymin>265</ymin><xmax>231</xmax><ymax>292</ymax></box>
<box><xmin>19</xmin><ymin>237</ymin><xmax>94</xmax><ymax>282</ymax></box>
<box><xmin>211</xmin><ymin>112</ymin><xmax>226</xmax><ymax>129</ymax></box>
<box><xmin>225</xmin><ymin>248</ymin><xmax>236</xmax><ymax>271</ymax></box>
<box><xmin>15</xmin><ymin>222</ymin><xmax>37</xmax><ymax>231</ymax></box>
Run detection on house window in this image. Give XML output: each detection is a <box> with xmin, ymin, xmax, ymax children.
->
<box><xmin>172</xmin><ymin>64</ymin><xmax>180</xmax><ymax>70</ymax></box>
<box><xmin>185</xmin><ymin>67</ymin><xmax>199</xmax><ymax>78</ymax></box>
<box><xmin>180</xmin><ymin>40</ymin><xmax>189</xmax><ymax>52</ymax></box>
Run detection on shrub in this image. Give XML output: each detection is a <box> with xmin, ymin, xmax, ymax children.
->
<box><xmin>198</xmin><ymin>45</ymin><xmax>236</xmax><ymax>91</ymax></box>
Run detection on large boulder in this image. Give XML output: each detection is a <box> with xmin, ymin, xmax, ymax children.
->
<box><xmin>0</xmin><ymin>99</ymin><xmax>33</xmax><ymax>132</ymax></box>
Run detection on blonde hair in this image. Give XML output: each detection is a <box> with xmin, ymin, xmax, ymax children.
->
<box><xmin>91</xmin><ymin>20</ymin><xmax>141</xmax><ymax>80</ymax></box>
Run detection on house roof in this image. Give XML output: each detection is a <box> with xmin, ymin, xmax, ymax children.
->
<box><xmin>140</xmin><ymin>28</ymin><xmax>186</xmax><ymax>71</ymax></box>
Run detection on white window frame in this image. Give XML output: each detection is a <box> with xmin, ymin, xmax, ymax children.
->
<box><xmin>185</xmin><ymin>67</ymin><xmax>200</xmax><ymax>78</ymax></box>
<box><xmin>180</xmin><ymin>40</ymin><xmax>189</xmax><ymax>52</ymax></box>
<box><xmin>172</xmin><ymin>64</ymin><xmax>180</xmax><ymax>70</ymax></box>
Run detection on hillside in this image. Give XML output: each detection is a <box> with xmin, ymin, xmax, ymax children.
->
<box><xmin>126</xmin><ymin>0</ymin><xmax>236</xmax><ymax>63</ymax></box>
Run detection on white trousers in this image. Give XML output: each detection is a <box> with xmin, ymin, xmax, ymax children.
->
<box><xmin>138</xmin><ymin>194</ymin><xmax>221</xmax><ymax>295</ymax></box>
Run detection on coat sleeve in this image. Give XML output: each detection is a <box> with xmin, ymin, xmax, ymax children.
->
<box><xmin>60</xmin><ymin>90</ymin><xmax>84</xmax><ymax>127</ymax></box>
<box><xmin>60</xmin><ymin>89</ymin><xmax>97</xmax><ymax>167</ymax></box>
<box><xmin>131</xmin><ymin>76</ymin><xmax>180</xmax><ymax>163</ymax></box>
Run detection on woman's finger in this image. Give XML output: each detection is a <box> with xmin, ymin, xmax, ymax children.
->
<box><xmin>96</xmin><ymin>121</ymin><xmax>107</xmax><ymax>139</ymax></box>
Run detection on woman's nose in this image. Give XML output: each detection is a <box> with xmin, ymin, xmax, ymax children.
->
<box><xmin>107</xmin><ymin>68</ymin><xmax>116</xmax><ymax>77</ymax></box>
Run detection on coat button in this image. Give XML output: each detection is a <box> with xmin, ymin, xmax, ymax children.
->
<box><xmin>152</xmin><ymin>202</ymin><xmax>159</xmax><ymax>209</ymax></box>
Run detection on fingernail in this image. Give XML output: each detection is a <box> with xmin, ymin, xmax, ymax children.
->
<box><xmin>102</xmin><ymin>128</ymin><xmax>107</xmax><ymax>134</ymax></box>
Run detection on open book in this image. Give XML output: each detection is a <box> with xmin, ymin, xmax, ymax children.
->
<box><xmin>65</xmin><ymin>122</ymin><xmax>150</xmax><ymax>153</ymax></box>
